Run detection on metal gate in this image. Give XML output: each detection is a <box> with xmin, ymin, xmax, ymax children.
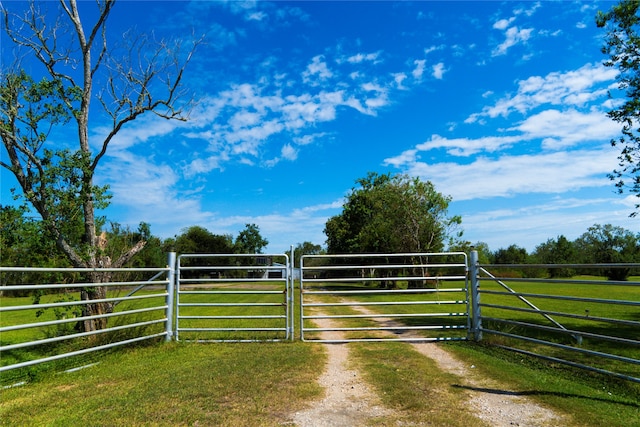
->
<box><xmin>300</xmin><ymin>252</ymin><xmax>469</xmax><ymax>342</ymax></box>
<box><xmin>176</xmin><ymin>254</ymin><xmax>293</xmax><ymax>342</ymax></box>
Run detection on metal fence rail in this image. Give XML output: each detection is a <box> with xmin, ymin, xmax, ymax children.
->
<box><xmin>176</xmin><ymin>254</ymin><xmax>293</xmax><ymax>342</ymax></box>
<box><xmin>0</xmin><ymin>255</ymin><xmax>174</xmax><ymax>379</ymax></box>
<box><xmin>470</xmin><ymin>253</ymin><xmax>640</xmax><ymax>384</ymax></box>
<box><xmin>300</xmin><ymin>252</ymin><xmax>469</xmax><ymax>342</ymax></box>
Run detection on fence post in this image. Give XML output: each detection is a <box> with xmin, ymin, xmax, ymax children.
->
<box><xmin>470</xmin><ymin>250</ymin><xmax>482</xmax><ymax>342</ymax></box>
<box><xmin>166</xmin><ymin>252</ymin><xmax>177</xmax><ymax>342</ymax></box>
<box><xmin>289</xmin><ymin>245</ymin><xmax>295</xmax><ymax>341</ymax></box>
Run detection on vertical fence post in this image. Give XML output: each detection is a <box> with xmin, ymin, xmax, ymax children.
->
<box><xmin>165</xmin><ymin>252</ymin><xmax>176</xmax><ymax>342</ymax></box>
<box><xmin>289</xmin><ymin>245</ymin><xmax>295</xmax><ymax>341</ymax></box>
<box><xmin>470</xmin><ymin>250</ymin><xmax>482</xmax><ymax>342</ymax></box>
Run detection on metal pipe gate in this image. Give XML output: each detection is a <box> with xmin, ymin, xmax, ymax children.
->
<box><xmin>176</xmin><ymin>254</ymin><xmax>293</xmax><ymax>342</ymax></box>
<box><xmin>299</xmin><ymin>252</ymin><xmax>469</xmax><ymax>342</ymax></box>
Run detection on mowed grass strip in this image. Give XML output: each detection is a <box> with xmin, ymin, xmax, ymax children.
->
<box><xmin>0</xmin><ymin>341</ymin><xmax>324</xmax><ymax>426</ymax></box>
<box><xmin>350</xmin><ymin>341</ymin><xmax>490</xmax><ymax>427</ymax></box>
<box><xmin>446</xmin><ymin>342</ymin><xmax>640</xmax><ymax>427</ymax></box>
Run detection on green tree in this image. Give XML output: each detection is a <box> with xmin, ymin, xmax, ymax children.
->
<box><xmin>291</xmin><ymin>241</ymin><xmax>323</xmax><ymax>267</ymax></box>
<box><xmin>597</xmin><ymin>0</ymin><xmax>640</xmax><ymax>215</ymax></box>
<box><xmin>0</xmin><ymin>205</ymin><xmax>70</xmax><ymax>291</ymax></box>
<box><xmin>173</xmin><ymin>226</ymin><xmax>235</xmax><ymax>278</ymax></box>
<box><xmin>234</xmin><ymin>223</ymin><xmax>269</xmax><ymax>254</ymax></box>
<box><xmin>533</xmin><ymin>235</ymin><xmax>577</xmax><ymax>278</ymax></box>
<box><xmin>575</xmin><ymin>224</ymin><xmax>640</xmax><ymax>280</ymax></box>
<box><xmin>492</xmin><ymin>244</ymin><xmax>529</xmax><ymax>264</ymax></box>
<box><xmin>104</xmin><ymin>222</ymin><xmax>168</xmax><ymax>276</ymax></box>
<box><xmin>324</xmin><ymin>172</ymin><xmax>462</xmax><ymax>254</ymax></box>
<box><xmin>0</xmin><ymin>1</ymin><xmax>199</xmax><ymax>331</ymax></box>
<box><xmin>174</xmin><ymin>226</ymin><xmax>234</xmax><ymax>255</ymax></box>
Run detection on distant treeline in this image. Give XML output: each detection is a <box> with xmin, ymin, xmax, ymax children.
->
<box><xmin>2</xmin><ymin>205</ymin><xmax>639</xmax><ymax>286</ymax></box>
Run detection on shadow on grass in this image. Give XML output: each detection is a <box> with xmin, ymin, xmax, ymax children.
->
<box><xmin>451</xmin><ymin>384</ymin><xmax>640</xmax><ymax>408</ymax></box>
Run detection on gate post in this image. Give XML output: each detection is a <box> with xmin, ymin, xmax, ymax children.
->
<box><xmin>288</xmin><ymin>245</ymin><xmax>295</xmax><ymax>341</ymax></box>
<box><xmin>166</xmin><ymin>252</ymin><xmax>177</xmax><ymax>342</ymax></box>
<box><xmin>470</xmin><ymin>250</ymin><xmax>482</xmax><ymax>342</ymax></box>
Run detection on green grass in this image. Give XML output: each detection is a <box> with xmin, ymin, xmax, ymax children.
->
<box><xmin>0</xmin><ymin>288</ymin><xmax>168</xmax><ymax>383</ymax></box>
<box><xmin>350</xmin><ymin>341</ymin><xmax>492</xmax><ymax>426</ymax></box>
<box><xmin>0</xmin><ymin>341</ymin><xmax>324</xmax><ymax>426</ymax></box>
<box><xmin>476</xmin><ymin>276</ymin><xmax>640</xmax><ymax>378</ymax></box>
<box><xmin>445</xmin><ymin>341</ymin><xmax>640</xmax><ymax>427</ymax></box>
<box><xmin>176</xmin><ymin>283</ymin><xmax>288</xmax><ymax>341</ymax></box>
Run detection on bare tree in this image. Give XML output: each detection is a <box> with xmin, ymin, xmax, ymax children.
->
<box><xmin>0</xmin><ymin>0</ymin><xmax>201</xmax><ymax>331</ymax></box>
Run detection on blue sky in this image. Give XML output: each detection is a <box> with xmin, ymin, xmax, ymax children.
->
<box><xmin>1</xmin><ymin>0</ymin><xmax>638</xmax><ymax>254</ymax></box>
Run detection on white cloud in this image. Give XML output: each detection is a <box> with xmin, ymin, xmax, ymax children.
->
<box><xmin>403</xmin><ymin>148</ymin><xmax>617</xmax><ymax>201</ymax></box>
<box><xmin>346</xmin><ymin>51</ymin><xmax>381</xmax><ymax>64</ymax></box>
<box><xmin>466</xmin><ymin>63</ymin><xmax>618</xmax><ymax>122</ymax></box>
<box><xmin>302</xmin><ymin>55</ymin><xmax>334</xmax><ymax>84</ymax></box>
<box><xmin>493</xmin><ymin>17</ymin><xmax>515</xmax><ymax>30</ymax></box>
<box><xmin>515</xmin><ymin>109</ymin><xmax>619</xmax><ymax>149</ymax></box>
<box><xmin>246</xmin><ymin>11</ymin><xmax>267</xmax><ymax>21</ymax></box>
<box><xmin>383</xmin><ymin>149</ymin><xmax>417</xmax><ymax>167</ymax></box>
<box><xmin>492</xmin><ymin>26</ymin><xmax>534</xmax><ymax>56</ymax></box>
<box><xmin>293</xmin><ymin>132</ymin><xmax>328</xmax><ymax>146</ymax></box>
<box><xmin>280</xmin><ymin>143</ymin><xmax>298</xmax><ymax>161</ymax></box>
<box><xmin>102</xmin><ymin>151</ymin><xmax>211</xmax><ymax>228</ymax></box>
<box><xmin>385</xmin><ymin>134</ymin><xmax>521</xmax><ymax>162</ymax></box>
<box><xmin>432</xmin><ymin>62</ymin><xmax>446</xmax><ymax>80</ymax></box>
<box><xmin>393</xmin><ymin>72</ymin><xmax>408</xmax><ymax>89</ymax></box>
<box><xmin>412</xmin><ymin>59</ymin><xmax>426</xmax><ymax>80</ymax></box>
<box><xmin>424</xmin><ymin>45</ymin><xmax>445</xmax><ymax>55</ymax></box>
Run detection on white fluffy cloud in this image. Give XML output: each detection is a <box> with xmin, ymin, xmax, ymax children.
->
<box><xmin>432</xmin><ymin>62</ymin><xmax>446</xmax><ymax>79</ymax></box>
<box><xmin>466</xmin><ymin>63</ymin><xmax>617</xmax><ymax>123</ymax></box>
<box><xmin>402</xmin><ymin>148</ymin><xmax>617</xmax><ymax>201</ymax></box>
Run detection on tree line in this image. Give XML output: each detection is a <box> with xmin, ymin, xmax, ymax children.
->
<box><xmin>465</xmin><ymin>224</ymin><xmax>640</xmax><ymax>280</ymax></box>
<box><xmin>3</xmin><ymin>189</ymin><xmax>639</xmax><ymax>283</ymax></box>
<box><xmin>0</xmin><ymin>205</ymin><xmax>273</xmax><ymax>287</ymax></box>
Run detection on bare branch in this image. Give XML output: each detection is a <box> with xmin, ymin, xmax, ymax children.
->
<box><xmin>113</xmin><ymin>239</ymin><xmax>147</xmax><ymax>268</ymax></box>
<box><xmin>90</xmin><ymin>32</ymin><xmax>203</xmax><ymax>170</ymax></box>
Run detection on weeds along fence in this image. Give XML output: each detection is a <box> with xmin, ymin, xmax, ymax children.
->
<box><xmin>0</xmin><ymin>253</ymin><xmax>175</xmax><ymax>382</ymax></box>
<box><xmin>470</xmin><ymin>251</ymin><xmax>640</xmax><ymax>384</ymax></box>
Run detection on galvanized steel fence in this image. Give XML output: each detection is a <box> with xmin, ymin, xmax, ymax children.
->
<box><xmin>2</xmin><ymin>250</ymin><xmax>639</xmax><ymax>385</ymax></box>
<box><xmin>299</xmin><ymin>252</ymin><xmax>469</xmax><ymax>342</ymax></box>
<box><xmin>175</xmin><ymin>253</ymin><xmax>293</xmax><ymax>342</ymax></box>
<box><xmin>469</xmin><ymin>250</ymin><xmax>640</xmax><ymax>384</ymax></box>
<box><xmin>0</xmin><ymin>253</ymin><xmax>175</xmax><ymax>378</ymax></box>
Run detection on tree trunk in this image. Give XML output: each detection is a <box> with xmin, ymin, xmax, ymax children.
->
<box><xmin>76</xmin><ymin>236</ymin><xmax>146</xmax><ymax>332</ymax></box>
<box><xmin>79</xmin><ymin>283</ymin><xmax>111</xmax><ymax>332</ymax></box>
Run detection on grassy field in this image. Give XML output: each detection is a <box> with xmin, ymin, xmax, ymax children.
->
<box><xmin>1</xmin><ymin>342</ymin><xmax>325</xmax><ymax>426</ymax></box>
<box><xmin>1</xmin><ymin>278</ymin><xmax>639</xmax><ymax>426</ymax></box>
<box><xmin>476</xmin><ymin>275</ymin><xmax>640</xmax><ymax>379</ymax></box>
<box><xmin>176</xmin><ymin>283</ymin><xmax>289</xmax><ymax>341</ymax></box>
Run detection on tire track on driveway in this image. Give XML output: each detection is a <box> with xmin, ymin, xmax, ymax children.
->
<box><xmin>290</xmin><ymin>315</ymin><xmax>394</xmax><ymax>427</ymax></box>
